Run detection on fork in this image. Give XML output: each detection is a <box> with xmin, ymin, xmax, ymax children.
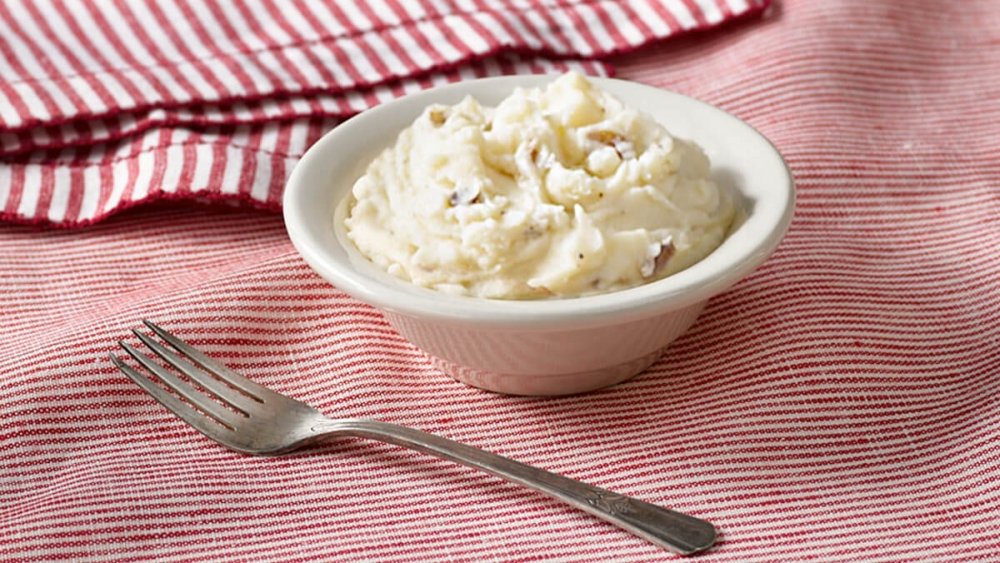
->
<box><xmin>110</xmin><ymin>321</ymin><xmax>717</xmax><ymax>555</ymax></box>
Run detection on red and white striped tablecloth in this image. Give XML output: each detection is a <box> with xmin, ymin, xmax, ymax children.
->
<box><xmin>2</xmin><ymin>0</ymin><xmax>999</xmax><ymax>561</ymax></box>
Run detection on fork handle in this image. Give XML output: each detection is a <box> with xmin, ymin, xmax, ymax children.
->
<box><xmin>314</xmin><ymin>419</ymin><xmax>715</xmax><ymax>555</ymax></box>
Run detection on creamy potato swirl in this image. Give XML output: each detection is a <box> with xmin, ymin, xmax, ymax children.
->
<box><xmin>345</xmin><ymin>72</ymin><xmax>735</xmax><ymax>299</ymax></box>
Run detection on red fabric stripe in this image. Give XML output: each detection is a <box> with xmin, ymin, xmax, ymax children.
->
<box><xmin>265</xmin><ymin>124</ymin><xmax>293</xmax><ymax>203</ymax></box>
<box><xmin>61</xmin><ymin>152</ymin><xmax>86</xmax><ymax>222</ymax></box>
<box><xmin>236</xmin><ymin>126</ymin><xmax>262</xmax><ymax>197</ymax></box>
<box><xmin>3</xmin><ymin>163</ymin><xmax>25</xmax><ymax>215</ymax></box>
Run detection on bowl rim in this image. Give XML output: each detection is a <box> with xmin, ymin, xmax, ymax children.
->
<box><xmin>284</xmin><ymin>75</ymin><xmax>795</xmax><ymax>331</ymax></box>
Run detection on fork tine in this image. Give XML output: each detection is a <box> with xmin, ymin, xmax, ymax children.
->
<box><xmin>118</xmin><ymin>342</ymin><xmax>240</xmax><ymax>428</ymax></box>
<box><xmin>111</xmin><ymin>353</ymin><xmax>235</xmax><ymax>436</ymax></box>
<box><xmin>132</xmin><ymin>330</ymin><xmax>255</xmax><ymax>414</ymax></box>
<box><xmin>142</xmin><ymin>320</ymin><xmax>268</xmax><ymax>401</ymax></box>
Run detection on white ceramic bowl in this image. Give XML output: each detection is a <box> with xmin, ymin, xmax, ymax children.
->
<box><xmin>284</xmin><ymin>75</ymin><xmax>794</xmax><ymax>396</ymax></box>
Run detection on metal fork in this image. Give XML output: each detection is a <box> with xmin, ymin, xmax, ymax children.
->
<box><xmin>110</xmin><ymin>321</ymin><xmax>717</xmax><ymax>555</ymax></box>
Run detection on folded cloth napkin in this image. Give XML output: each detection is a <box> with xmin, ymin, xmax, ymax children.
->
<box><xmin>0</xmin><ymin>0</ymin><xmax>768</xmax><ymax>226</ymax></box>
<box><xmin>4</xmin><ymin>0</ymin><xmax>1000</xmax><ymax>561</ymax></box>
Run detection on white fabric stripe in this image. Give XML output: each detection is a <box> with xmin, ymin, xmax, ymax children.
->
<box><xmin>307</xmin><ymin>42</ymin><xmax>354</xmax><ymax>85</ymax></box>
<box><xmin>103</xmin><ymin>154</ymin><xmax>129</xmax><ymax>211</ymax></box>
<box><xmin>127</xmin><ymin>150</ymin><xmax>156</xmax><ymax>200</ymax></box>
<box><xmin>112</xmin><ymin>2</ymin><xmax>210</xmax><ymax>101</ymax></box>
<box><xmin>159</xmin><ymin>145</ymin><xmax>184</xmax><ymax>193</ymax></box>
<box><xmin>170</xmin><ymin>129</ymin><xmax>191</xmax><ymax>145</ymax></box>
<box><xmin>554</xmin><ymin>6</ymin><xmax>596</xmax><ymax>55</ymax></box>
<box><xmin>334</xmin><ymin>37</ymin><xmax>381</xmax><ymax>83</ymax></box>
<box><xmin>0</xmin><ymin>163</ymin><xmax>11</xmax><ymax>210</ymax></box>
<box><xmin>423</xmin><ymin>0</ymin><xmax>452</xmax><ymax>16</ymax></box>
<box><xmin>446</xmin><ymin>15</ymin><xmax>491</xmax><ymax>53</ymax></box>
<box><xmin>78</xmin><ymin>165</ymin><xmax>101</xmax><ymax>221</ymax></box>
<box><xmin>37</xmin><ymin>0</ymin><xmax>135</xmax><ymax>108</ymax></box>
<box><xmin>240</xmin><ymin>5</ymin><xmax>320</xmax><ymax>89</ymax></box>
<box><xmin>628</xmin><ymin>0</ymin><xmax>673</xmax><ymax>36</ymax></box>
<box><xmin>471</xmin><ymin>11</ymin><xmax>515</xmax><ymax>46</ymax></box>
<box><xmin>396</xmin><ymin>0</ymin><xmax>429</xmax><ymax>20</ymax></box>
<box><xmin>288</xmin><ymin>97</ymin><xmax>311</xmax><ymax>114</ymax></box>
<box><xmin>0</xmin><ymin>90</ymin><xmax>23</xmax><ymax>127</ymax></box>
<box><xmin>663</xmin><ymin>0</ymin><xmax>699</xmax><ymax>28</ymax></box>
<box><xmin>142</xmin><ymin>65</ymin><xmax>193</xmax><ymax>104</ymax></box>
<box><xmin>363</xmin><ymin>32</ymin><xmax>410</xmax><ymax>75</ymax></box>
<box><xmin>63</xmin><ymin>75</ymin><xmax>108</xmax><ymax>113</ymax></box>
<box><xmin>295</xmin><ymin>0</ymin><xmax>347</xmax><ymax>36</ymax></box>
<box><xmin>389</xmin><ymin>27</ymin><xmax>436</xmax><ymax>68</ymax></box>
<box><xmin>45</xmin><ymin>165</ymin><xmax>70</xmax><ymax>222</ymax></box>
<box><xmin>727</xmin><ymin>0</ymin><xmax>751</xmax><ymax>12</ymax></box>
<box><xmin>496</xmin><ymin>9</ymin><xmax>543</xmax><ymax>49</ymax></box>
<box><xmin>57</xmin><ymin>27</ymin><xmax>160</xmax><ymax>107</ymax></box>
<box><xmin>416</xmin><ymin>20</ymin><xmax>462</xmax><ymax>60</ymax></box>
<box><xmin>602</xmin><ymin>2</ymin><xmax>647</xmax><ymax>45</ymax></box>
<box><xmin>0</xmin><ymin>34</ymin><xmax>21</xmax><ymax>79</ymax></box>
<box><xmin>239</xmin><ymin>59</ymin><xmax>277</xmax><ymax>92</ymax></box>
<box><xmin>190</xmin><ymin>144</ymin><xmax>214</xmax><ymax>192</ymax></box>
<box><xmin>575</xmin><ymin>3</ymin><xmax>617</xmax><ymax>51</ymax></box>
<box><xmin>337</xmin><ymin>0</ymin><xmax>374</xmax><ymax>29</ymax></box>
<box><xmin>182</xmin><ymin>0</ymin><xmax>237</xmax><ymax>57</ymax></box>
<box><xmin>281</xmin><ymin>1</ymin><xmax>328</xmax><ymax>39</ymax></box>
<box><xmin>31</xmin><ymin>78</ymin><xmax>77</xmax><ymax>117</ymax></box>
<box><xmin>212</xmin><ymin>0</ymin><xmax>267</xmax><ymax>50</ymax></box>
<box><xmin>60</xmin><ymin>2</ymin><xmax>141</xmax><ymax>78</ymax></box>
<box><xmin>258</xmin><ymin>122</ymin><xmax>280</xmax><ymax>154</ymax></box>
<box><xmin>371</xmin><ymin>83</ymin><xmax>395</xmax><ymax>104</ymax></box>
<box><xmin>16</xmin><ymin>163</ymin><xmax>41</xmax><ymax>217</ymax></box>
<box><xmin>369</xmin><ymin>0</ymin><xmax>404</xmax><ymax>25</ymax></box>
<box><xmin>250</xmin><ymin>151</ymin><xmax>273</xmax><ymax>201</ymax></box>
<box><xmin>164</xmin><ymin>1</ymin><xmax>247</xmax><ymax>95</ymax></box>
<box><xmin>218</xmin><ymin>145</ymin><xmax>243</xmax><ymax>194</ymax></box>
<box><xmin>0</xmin><ymin>1</ymin><xmax>49</xmax><ymax>80</ymax></box>
<box><xmin>0</xmin><ymin>56</ymin><xmax>610</xmax><ymax>160</ymax></box>
<box><xmin>7</xmin><ymin>83</ymin><xmax>49</xmax><ymax>121</ymax></box>
<box><xmin>254</xmin><ymin>49</ymin><xmax>298</xmax><ymax>90</ymax></box>
<box><xmin>692</xmin><ymin>0</ymin><xmax>726</xmax><ymax>23</ymax></box>
<box><xmin>523</xmin><ymin>9</ymin><xmax>567</xmax><ymax>52</ymax></box>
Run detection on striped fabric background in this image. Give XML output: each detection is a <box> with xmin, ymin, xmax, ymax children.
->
<box><xmin>2</xmin><ymin>0</ymin><xmax>999</xmax><ymax>561</ymax></box>
<box><xmin>0</xmin><ymin>0</ymin><xmax>765</xmax><ymax>226</ymax></box>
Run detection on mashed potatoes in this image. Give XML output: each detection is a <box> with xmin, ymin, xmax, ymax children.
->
<box><xmin>345</xmin><ymin>72</ymin><xmax>735</xmax><ymax>299</ymax></box>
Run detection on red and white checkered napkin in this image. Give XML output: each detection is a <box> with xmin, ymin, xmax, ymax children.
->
<box><xmin>3</xmin><ymin>0</ymin><xmax>1000</xmax><ymax>561</ymax></box>
<box><xmin>0</xmin><ymin>0</ymin><xmax>767</xmax><ymax>227</ymax></box>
